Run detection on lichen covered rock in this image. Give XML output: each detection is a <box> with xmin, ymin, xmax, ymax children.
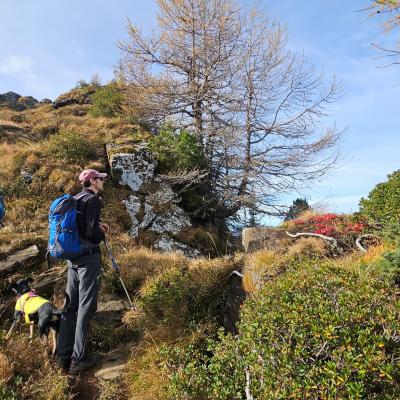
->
<box><xmin>107</xmin><ymin>142</ymin><xmax>156</xmax><ymax>191</ymax></box>
<box><xmin>153</xmin><ymin>235</ymin><xmax>201</xmax><ymax>258</ymax></box>
<box><xmin>107</xmin><ymin>141</ymin><xmax>200</xmax><ymax>257</ymax></box>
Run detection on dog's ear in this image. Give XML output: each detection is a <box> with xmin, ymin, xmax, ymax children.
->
<box><xmin>25</xmin><ymin>277</ymin><xmax>34</xmax><ymax>284</ymax></box>
<box><xmin>9</xmin><ymin>283</ymin><xmax>19</xmax><ymax>294</ymax></box>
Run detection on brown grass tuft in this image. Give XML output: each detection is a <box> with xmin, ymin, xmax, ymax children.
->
<box><xmin>243</xmin><ymin>249</ymin><xmax>285</xmax><ymax>292</ymax></box>
<box><xmin>286</xmin><ymin>237</ymin><xmax>327</xmax><ymax>258</ymax></box>
<box><xmin>0</xmin><ymin>352</ymin><xmax>14</xmax><ymax>383</ymax></box>
<box><xmin>3</xmin><ymin>336</ymin><xmax>70</xmax><ymax>399</ymax></box>
<box><xmin>361</xmin><ymin>243</ymin><xmax>395</xmax><ymax>264</ymax></box>
<box><xmin>115</xmin><ymin>246</ymin><xmax>188</xmax><ymax>292</ymax></box>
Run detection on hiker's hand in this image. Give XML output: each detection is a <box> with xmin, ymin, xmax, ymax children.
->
<box><xmin>99</xmin><ymin>222</ymin><xmax>110</xmax><ymax>234</ymax></box>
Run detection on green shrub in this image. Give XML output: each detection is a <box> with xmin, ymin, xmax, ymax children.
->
<box><xmin>89</xmin><ymin>84</ymin><xmax>123</xmax><ymax>118</ymax></box>
<box><xmin>360</xmin><ymin>170</ymin><xmax>400</xmax><ymax>225</ymax></box>
<box><xmin>2</xmin><ymin>176</ymin><xmax>27</xmax><ymax>197</ymax></box>
<box><xmin>140</xmin><ymin>267</ymin><xmax>190</xmax><ymax>324</ymax></box>
<box><xmin>138</xmin><ymin>256</ymin><xmax>240</xmax><ymax>327</ymax></box>
<box><xmin>148</xmin><ymin>126</ymin><xmax>206</xmax><ymax>172</ymax></box>
<box><xmin>369</xmin><ymin>247</ymin><xmax>400</xmax><ymax>284</ymax></box>
<box><xmin>162</xmin><ymin>257</ymin><xmax>400</xmax><ymax>399</ymax></box>
<box><xmin>46</xmin><ymin>130</ymin><xmax>97</xmax><ymax>164</ymax></box>
<box><xmin>380</xmin><ymin>221</ymin><xmax>400</xmax><ymax>246</ymax></box>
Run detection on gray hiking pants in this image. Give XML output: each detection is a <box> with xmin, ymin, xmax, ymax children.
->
<box><xmin>57</xmin><ymin>253</ymin><xmax>102</xmax><ymax>363</ymax></box>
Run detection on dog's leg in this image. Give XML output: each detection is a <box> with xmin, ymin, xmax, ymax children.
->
<box><xmin>29</xmin><ymin>322</ymin><xmax>34</xmax><ymax>339</ymax></box>
<box><xmin>5</xmin><ymin>319</ymin><xmax>19</xmax><ymax>340</ymax></box>
<box><xmin>50</xmin><ymin>328</ymin><xmax>57</xmax><ymax>356</ymax></box>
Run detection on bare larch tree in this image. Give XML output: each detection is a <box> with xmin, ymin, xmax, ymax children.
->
<box><xmin>365</xmin><ymin>0</ymin><xmax>400</xmax><ymax>65</ymax></box>
<box><xmin>118</xmin><ymin>0</ymin><xmax>342</xmax><ymax>221</ymax></box>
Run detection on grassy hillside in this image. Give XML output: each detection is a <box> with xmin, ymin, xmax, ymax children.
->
<box><xmin>1</xmin><ymin>86</ymin><xmax>400</xmax><ymax>399</ymax></box>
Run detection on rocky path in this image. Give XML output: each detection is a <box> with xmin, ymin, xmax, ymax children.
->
<box><xmin>72</xmin><ymin>345</ymin><xmax>132</xmax><ymax>400</ymax></box>
<box><xmin>70</xmin><ymin>295</ymin><xmax>134</xmax><ymax>400</ymax></box>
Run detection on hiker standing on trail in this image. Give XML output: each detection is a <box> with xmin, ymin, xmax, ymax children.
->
<box><xmin>57</xmin><ymin>169</ymin><xmax>109</xmax><ymax>375</ymax></box>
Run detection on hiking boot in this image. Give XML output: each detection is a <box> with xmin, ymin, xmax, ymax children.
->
<box><xmin>68</xmin><ymin>354</ymin><xmax>99</xmax><ymax>375</ymax></box>
<box><xmin>57</xmin><ymin>357</ymin><xmax>71</xmax><ymax>373</ymax></box>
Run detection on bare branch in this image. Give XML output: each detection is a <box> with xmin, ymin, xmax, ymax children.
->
<box><xmin>355</xmin><ymin>234</ymin><xmax>381</xmax><ymax>252</ymax></box>
<box><xmin>285</xmin><ymin>230</ymin><xmax>338</xmax><ymax>248</ymax></box>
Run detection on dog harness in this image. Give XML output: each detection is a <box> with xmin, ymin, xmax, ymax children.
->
<box><xmin>15</xmin><ymin>291</ymin><xmax>50</xmax><ymax>323</ymax></box>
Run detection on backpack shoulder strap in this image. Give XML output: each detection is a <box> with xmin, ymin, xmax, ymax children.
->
<box><xmin>74</xmin><ymin>192</ymin><xmax>94</xmax><ymax>202</ymax></box>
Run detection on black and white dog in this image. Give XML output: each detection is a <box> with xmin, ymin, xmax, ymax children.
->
<box><xmin>6</xmin><ymin>278</ymin><xmax>70</xmax><ymax>355</ymax></box>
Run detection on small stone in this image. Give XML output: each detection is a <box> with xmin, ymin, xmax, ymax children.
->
<box><xmin>95</xmin><ymin>360</ymin><xmax>126</xmax><ymax>380</ymax></box>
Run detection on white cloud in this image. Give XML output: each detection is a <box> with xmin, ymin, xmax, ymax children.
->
<box><xmin>0</xmin><ymin>54</ymin><xmax>34</xmax><ymax>76</ymax></box>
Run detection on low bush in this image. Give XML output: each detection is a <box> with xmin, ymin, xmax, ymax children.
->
<box><xmin>90</xmin><ymin>83</ymin><xmax>123</xmax><ymax>118</ymax></box>
<box><xmin>128</xmin><ymin>254</ymin><xmax>242</xmax><ymax>330</ymax></box>
<box><xmin>161</xmin><ymin>254</ymin><xmax>400</xmax><ymax>399</ymax></box>
<box><xmin>46</xmin><ymin>129</ymin><xmax>97</xmax><ymax>164</ymax></box>
<box><xmin>148</xmin><ymin>126</ymin><xmax>206</xmax><ymax>172</ymax></box>
<box><xmin>360</xmin><ymin>170</ymin><xmax>400</xmax><ymax>225</ymax></box>
<box><xmin>379</xmin><ymin>221</ymin><xmax>400</xmax><ymax>246</ymax></box>
<box><xmin>284</xmin><ymin>212</ymin><xmax>370</xmax><ymax>251</ymax></box>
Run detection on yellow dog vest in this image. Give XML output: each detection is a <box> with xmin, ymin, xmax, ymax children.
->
<box><xmin>15</xmin><ymin>292</ymin><xmax>50</xmax><ymax>323</ymax></box>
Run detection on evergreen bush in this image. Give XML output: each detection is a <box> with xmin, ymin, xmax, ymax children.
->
<box><xmin>360</xmin><ymin>170</ymin><xmax>400</xmax><ymax>225</ymax></box>
<box><xmin>161</xmin><ymin>256</ymin><xmax>400</xmax><ymax>399</ymax></box>
<box><xmin>148</xmin><ymin>126</ymin><xmax>205</xmax><ymax>172</ymax></box>
<box><xmin>46</xmin><ymin>130</ymin><xmax>97</xmax><ymax>164</ymax></box>
<box><xmin>89</xmin><ymin>83</ymin><xmax>123</xmax><ymax>118</ymax></box>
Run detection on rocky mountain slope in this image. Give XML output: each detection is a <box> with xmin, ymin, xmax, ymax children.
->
<box><xmin>1</xmin><ymin>86</ymin><xmax>399</xmax><ymax>400</ymax></box>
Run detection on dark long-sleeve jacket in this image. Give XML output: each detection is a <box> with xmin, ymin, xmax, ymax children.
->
<box><xmin>75</xmin><ymin>188</ymin><xmax>105</xmax><ymax>245</ymax></box>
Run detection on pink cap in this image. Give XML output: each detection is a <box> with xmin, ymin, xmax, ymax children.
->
<box><xmin>79</xmin><ymin>169</ymin><xmax>108</xmax><ymax>182</ymax></box>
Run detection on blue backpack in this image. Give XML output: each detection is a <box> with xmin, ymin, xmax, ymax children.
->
<box><xmin>0</xmin><ymin>192</ymin><xmax>5</xmax><ymax>227</ymax></box>
<box><xmin>48</xmin><ymin>192</ymin><xmax>91</xmax><ymax>260</ymax></box>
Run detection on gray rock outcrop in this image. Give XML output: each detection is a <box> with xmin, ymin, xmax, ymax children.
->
<box><xmin>53</xmin><ymin>87</ymin><xmax>95</xmax><ymax>109</ymax></box>
<box><xmin>0</xmin><ymin>123</ymin><xmax>26</xmax><ymax>142</ymax></box>
<box><xmin>0</xmin><ymin>245</ymin><xmax>40</xmax><ymax>277</ymax></box>
<box><xmin>107</xmin><ymin>141</ymin><xmax>200</xmax><ymax>257</ymax></box>
<box><xmin>0</xmin><ymin>91</ymin><xmax>38</xmax><ymax>111</ymax></box>
<box><xmin>242</xmin><ymin>227</ymin><xmax>288</xmax><ymax>253</ymax></box>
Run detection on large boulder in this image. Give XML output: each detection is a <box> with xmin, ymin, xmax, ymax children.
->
<box><xmin>0</xmin><ymin>245</ymin><xmax>40</xmax><ymax>278</ymax></box>
<box><xmin>107</xmin><ymin>141</ymin><xmax>200</xmax><ymax>257</ymax></box>
<box><xmin>53</xmin><ymin>87</ymin><xmax>95</xmax><ymax>109</ymax></box>
<box><xmin>0</xmin><ymin>123</ymin><xmax>27</xmax><ymax>142</ymax></box>
<box><xmin>242</xmin><ymin>227</ymin><xmax>288</xmax><ymax>253</ymax></box>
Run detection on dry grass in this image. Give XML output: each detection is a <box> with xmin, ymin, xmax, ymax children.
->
<box><xmin>115</xmin><ymin>246</ymin><xmax>188</xmax><ymax>291</ymax></box>
<box><xmin>122</xmin><ymin>307</ymin><xmax>148</xmax><ymax>331</ymax></box>
<box><xmin>243</xmin><ymin>249</ymin><xmax>286</xmax><ymax>292</ymax></box>
<box><xmin>125</xmin><ymin>327</ymin><xmax>179</xmax><ymax>400</ymax></box>
<box><xmin>286</xmin><ymin>237</ymin><xmax>328</xmax><ymax>258</ymax></box>
<box><xmin>0</xmin><ymin>94</ymin><xmax>148</xmax><ymax>253</ymax></box>
<box><xmin>0</xmin><ymin>352</ymin><xmax>13</xmax><ymax>383</ymax></box>
<box><xmin>0</xmin><ymin>226</ymin><xmax>46</xmax><ymax>256</ymax></box>
<box><xmin>188</xmin><ymin>253</ymin><xmax>243</xmax><ymax>288</ymax></box>
<box><xmin>98</xmin><ymin>377</ymin><xmax>128</xmax><ymax>400</ymax></box>
<box><xmin>2</xmin><ymin>336</ymin><xmax>70</xmax><ymax>399</ymax></box>
<box><xmin>175</xmin><ymin>226</ymin><xmax>228</xmax><ymax>257</ymax></box>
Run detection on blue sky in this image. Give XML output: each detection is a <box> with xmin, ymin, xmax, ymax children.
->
<box><xmin>0</xmin><ymin>0</ymin><xmax>398</xmax><ymax>219</ymax></box>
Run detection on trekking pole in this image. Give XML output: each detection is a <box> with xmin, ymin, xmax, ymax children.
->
<box><xmin>103</xmin><ymin>237</ymin><xmax>134</xmax><ymax>309</ymax></box>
